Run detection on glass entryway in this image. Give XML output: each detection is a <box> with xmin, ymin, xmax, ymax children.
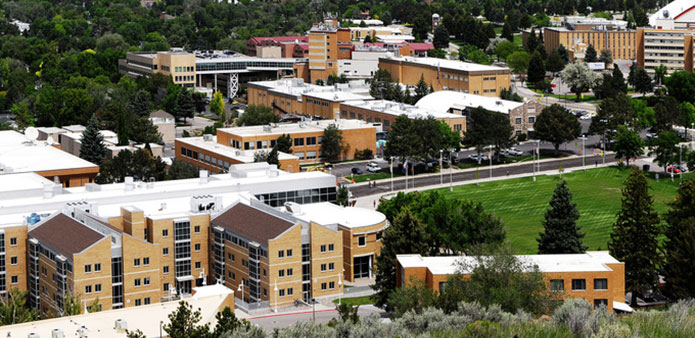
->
<box><xmin>353</xmin><ymin>255</ymin><xmax>372</xmax><ymax>279</ymax></box>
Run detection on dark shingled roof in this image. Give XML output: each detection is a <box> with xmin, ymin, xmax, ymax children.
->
<box><xmin>30</xmin><ymin>213</ymin><xmax>105</xmax><ymax>257</ymax></box>
<box><xmin>213</xmin><ymin>203</ymin><xmax>295</xmax><ymax>244</ymax></box>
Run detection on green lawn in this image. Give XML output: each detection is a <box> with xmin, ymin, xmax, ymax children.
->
<box><xmin>433</xmin><ymin>167</ymin><xmax>688</xmax><ymax>254</ymax></box>
<box><xmin>332</xmin><ymin>295</ymin><xmax>374</xmax><ymax>306</ymax></box>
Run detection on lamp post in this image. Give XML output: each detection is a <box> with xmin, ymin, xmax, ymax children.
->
<box><xmin>533</xmin><ymin>140</ymin><xmax>540</xmax><ymax>182</ymax></box>
<box><xmin>449</xmin><ymin>150</ymin><xmax>453</xmax><ymax>192</ymax></box>
<box><xmin>439</xmin><ymin>149</ymin><xmax>443</xmax><ymax>185</ymax></box>
<box><xmin>602</xmin><ymin>129</ymin><xmax>606</xmax><ymax>164</ymax></box>
<box><xmin>691</xmin><ymin>123</ymin><xmax>694</xmax><ymax>150</ymax></box>
<box><xmin>338</xmin><ymin>274</ymin><xmax>342</xmax><ymax>306</ymax></box>
<box><xmin>312</xmin><ymin>298</ymin><xmax>316</xmax><ymax>322</ymax></box>
<box><xmin>488</xmin><ymin>145</ymin><xmax>493</xmax><ymax>179</ymax></box>
<box><xmin>390</xmin><ymin>156</ymin><xmax>394</xmax><ymax>192</ymax></box>
<box><xmin>274</xmin><ymin>280</ymin><xmax>278</xmax><ymax>313</ymax></box>
<box><xmin>160</xmin><ymin>320</ymin><xmax>164</xmax><ymax>338</ymax></box>
<box><xmin>579</xmin><ymin>136</ymin><xmax>587</xmax><ymax>170</ymax></box>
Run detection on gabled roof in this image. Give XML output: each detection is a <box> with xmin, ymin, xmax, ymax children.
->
<box><xmin>29</xmin><ymin>213</ymin><xmax>105</xmax><ymax>257</ymax></box>
<box><xmin>150</xmin><ymin>109</ymin><xmax>174</xmax><ymax>119</ymax></box>
<box><xmin>212</xmin><ymin>203</ymin><xmax>295</xmax><ymax>243</ymax></box>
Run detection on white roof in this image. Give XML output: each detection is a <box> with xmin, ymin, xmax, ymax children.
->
<box><xmin>0</xmin><ymin>284</ymin><xmax>234</xmax><ymax>338</ymax></box>
<box><xmin>218</xmin><ymin>119</ymin><xmax>376</xmax><ymax>137</ymax></box>
<box><xmin>382</xmin><ymin>56</ymin><xmax>510</xmax><ymax>73</ymax></box>
<box><xmin>302</xmin><ymin>90</ymin><xmax>371</xmax><ymax>102</ymax></box>
<box><xmin>376</xmin><ymin>35</ymin><xmax>415</xmax><ymax>42</ymax></box>
<box><xmin>0</xmin><ymin>130</ymin><xmax>98</xmax><ymax>174</ymax></box>
<box><xmin>416</xmin><ymin>90</ymin><xmax>523</xmax><ymax>115</ymax></box>
<box><xmin>286</xmin><ymin>202</ymin><xmax>386</xmax><ymax>229</ymax></box>
<box><xmin>612</xmin><ymin>301</ymin><xmax>634</xmax><ymax>313</ymax></box>
<box><xmin>249</xmin><ymin>79</ymin><xmax>371</xmax><ymax>101</ymax></box>
<box><xmin>650</xmin><ymin>0</ymin><xmax>694</xmax><ymax>25</ymax></box>
<box><xmin>177</xmin><ymin>136</ymin><xmax>298</xmax><ymax>163</ymax></box>
<box><xmin>350</xmin><ymin>19</ymin><xmax>384</xmax><ymax>26</ymax></box>
<box><xmin>397</xmin><ymin>251</ymin><xmax>622</xmax><ymax>275</ymax></box>
<box><xmin>343</xmin><ymin>100</ymin><xmax>463</xmax><ymax>120</ymax></box>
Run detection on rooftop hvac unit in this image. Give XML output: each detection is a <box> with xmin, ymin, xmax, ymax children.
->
<box><xmin>203</xmin><ymin>134</ymin><xmax>214</xmax><ymax>142</ymax></box>
<box><xmin>263</xmin><ymin>125</ymin><xmax>273</xmax><ymax>132</ymax></box>
<box><xmin>115</xmin><ymin>319</ymin><xmax>128</xmax><ymax>332</ymax></box>
<box><xmin>28</xmin><ymin>334</ymin><xmax>40</xmax><ymax>338</ymax></box>
<box><xmin>77</xmin><ymin>326</ymin><xmax>87</xmax><ymax>338</ymax></box>
<box><xmin>51</xmin><ymin>329</ymin><xmax>65</xmax><ymax>338</ymax></box>
<box><xmin>84</xmin><ymin>183</ymin><xmax>101</xmax><ymax>192</ymax></box>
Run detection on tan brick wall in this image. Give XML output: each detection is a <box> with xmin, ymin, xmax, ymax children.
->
<box><xmin>541</xmin><ymin>28</ymin><xmax>636</xmax><ymax>61</ymax></box>
<box><xmin>122</xmin><ymin>234</ymin><xmax>161</xmax><ymax>308</ymax></box>
<box><xmin>267</xmin><ymin>225</ymin><xmax>303</xmax><ymax>306</ymax></box>
<box><xmin>510</xmin><ymin>101</ymin><xmax>545</xmax><ymax>135</ymax></box>
<box><xmin>339</xmin><ymin>221</ymin><xmax>385</xmax><ymax>282</ymax></box>
<box><xmin>121</xmin><ymin>208</ymin><xmax>146</xmax><ymax>241</ymax></box>
<box><xmin>147</xmin><ymin>218</ymin><xmax>175</xmax><ymax>299</ymax></box>
<box><xmin>73</xmin><ymin>238</ymin><xmax>113</xmax><ymax>312</ymax></box>
<box><xmin>38</xmin><ymin>254</ymin><xmax>60</xmax><ymax>316</ymax></box>
<box><xmin>339</xmin><ymin>103</ymin><xmax>466</xmax><ymax>134</ymax></box>
<box><xmin>5</xmin><ymin>225</ymin><xmax>28</xmax><ymax>292</ymax></box>
<box><xmin>309</xmin><ymin>222</ymin><xmax>343</xmax><ymax>299</ymax></box>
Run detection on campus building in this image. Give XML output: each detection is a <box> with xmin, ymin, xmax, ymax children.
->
<box><xmin>348</xmin><ymin>26</ymin><xmax>406</xmax><ymax>41</ymax></box>
<box><xmin>119</xmin><ymin>50</ymin><xmax>301</xmax><ymax>98</ymax></box>
<box><xmin>378</xmin><ymin>57</ymin><xmax>511</xmax><ymax>97</ymax></box>
<box><xmin>416</xmin><ymin>91</ymin><xmax>545</xmax><ymax>136</ymax></box>
<box><xmin>177</xmin><ymin>119</ymin><xmax>377</xmax><ymax>166</ymax></box>
<box><xmin>539</xmin><ymin>27</ymin><xmax>636</xmax><ymax>61</ymax></box>
<box><xmin>246</xmin><ymin>36</ymin><xmax>309</xmax><ymax>58</ymax></box>
<box><xmin>305</xmin><ymin>19</ymin><xmax>353</xmax><ymax>83</ymax></box>
<box><xmin>340</xmin><ymin>100</ymin><xmax>466</xmax><ymax>133</ymax></box>
<box><xmin>636</xmin><ymin>0</ymin><xmax>695</xmax><ymax>74</ymax></box>
<box><xmin>396</xmin><ymin>251</ymin><xmax>630</xmax><ymax>312</ymax></box>
<box><xmin>57</xmin><ymin>127</ymin><xmax>164</xmax><ymax>159</ymax></box>
<box><xmin>0</xmin><ymin>130</ymin><xmax>99</xmax><ymax>187</ymax></box>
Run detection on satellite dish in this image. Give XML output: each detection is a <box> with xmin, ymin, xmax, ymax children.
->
<box><xmin>25</xmin><ymin>127</ymin><xmax>38</xmax><ymax>141</ymax></box>
<box><xmin>663</xmin><ymin>10</ymin><xmax>670</xmax><ymax>18</ymax></box>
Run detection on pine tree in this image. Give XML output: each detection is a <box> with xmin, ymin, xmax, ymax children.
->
<box><xmin>584</xmin><ymin>44</ymin><xmax>598</xmax><ymax>62</ymax></box>
<box><xmin>80</xmin><ymin>114</ymin><xmax>107</xmax><ymax>165</ymax></box>
<box><xmin>537</xmin><ymin>181</ymin><xmax>587</xmax><ymax>254</ymax></box>
<box><xmin>175</xmin><ymin>90</ymin><xmax>195</xmax><ymax>123</ymax></box>
<box><xmin>373</xmin><ymin>208</ymin><xmax>429</xmax><ymax>310</ymax></box>
<box><xmin>129</xmin><ymin>90</ymin><xmax>153</xmax><ymax>117</ymax></box>
<box><xmin>608</xmin><ymin>168</ymin><xmax>661</xmax><ymax>306</ymax></box>
<box><xmin>413</xmin><ymin>74</ymin><xmax>430</xmax><ymax>102</ymax></box>
<box><xmin>662</xmin><ymin>178</ymin><xmax>695</xmax><ymax>300</ymax></box>
<box><xmin>557</xmin><ymin>44</ymin><xmax>570</xmax><ymax>64</ymax></box>
<box><xmin>501</xmin><ymin>20</ymin><xmax>513</xmax><ymax>41</ymax></box>
<box><xmin>525</xmin><ymin>29</ymin><xmax>538</xmax><ymax>52</ymax></box>
<box><xmin>527</xmin><ymin>51</ymin><xmax>546</xmax><ymax>84</ymax></box>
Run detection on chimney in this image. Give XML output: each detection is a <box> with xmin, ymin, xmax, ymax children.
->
<box><xmin>199</xmin><ymin>170</ymin><xmax>209</xmax><ymax>184</ymax></box>
<box><xmin>124</xmin><ymin>177</ymin><xmax>135</xmax><ymax>191</ymax></box>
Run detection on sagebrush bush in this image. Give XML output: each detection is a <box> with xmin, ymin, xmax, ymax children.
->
<box><xmin>553</xmin><ymin>298</ymin><xmax>593</xmax><ymax>336</ymax></box>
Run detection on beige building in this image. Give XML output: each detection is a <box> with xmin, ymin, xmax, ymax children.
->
<box><xmin>637</xmin><ymin>28</ymin><xmax>694</xmax><ymax>74</ymax></box>
<box><xmin>119</xmin><ymin>50</ymin><xmax>196</xmax><ymax>87</ymax></box>
<box><xmin>340</xmin><ymin>100</ymin><xmax>465</xmax><ymax>134</ymax></box>
<box><xmin>378</xmin><ymin>57</ymin><xmax>511</xmax><ymax>97</ymax></box>
<box><xmin>539</xmin><ymin>27</ymin><xmax>636</xmax><ymax>61</ymax></box>
<box><xmin>150</xmin><ymin>110</ymin><xmax>176</xmax><ymax>144</ymax></box>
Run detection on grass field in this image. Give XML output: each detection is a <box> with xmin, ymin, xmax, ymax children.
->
<box><xmin>433</xmin><ymin>167</ymin><xmax>689</xmax><ymax>254</ymax></box>
<box><xmin>332</xmin><ymin>295</ymin><xmax>374</xmax><ymax>306</ymax></box>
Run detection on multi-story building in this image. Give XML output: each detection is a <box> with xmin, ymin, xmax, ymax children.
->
<box><xmin>539</xmin><ymin>27</ymin><xmax>636</xmax><ymax>61</ymax></box>
<box><xmin>340</xmin><ymin>100</ymin><xmax>466</xmax><ymax>133</ymax></box>
<box><xmin>179</xmin><ymin>119</ymin><xmax>377</xmax><ymax>165</ymax></box>
<box><xmin>635</xmin><ymin>0</ymin><xmax>695</xmax><ymax>74</ymax></box>
<box><xmin>246</xmin><ymin>36</ymin><xmax>309</xmax><ymax>58</ymax></box>
<box><xmin>348</xmin><ymin>26</ymin><xmax>405</xmax><ymax>41</ymax></box>
<box><xmin>397</xmin><ymin>251</ymin><xmax>630</xmax><ymax>312</ymax></box>
<box><xmin>0</xmin><ymin>130</ymin><xmax>99</xmax><ymax>187</ymax></box>
<box><xmin>415</xmin><ymin>90</ymin><xmax>545</xmax><ymax>136</ymax></box>
<box><xmin>378</xmin><ymin>56</ymin><xmax>511</xmax><ymax>97</ymax></box>
<box><xmin>306</xmin><ymin>19</ymin><xmax>353</xmax><ymax>83</ymax></box>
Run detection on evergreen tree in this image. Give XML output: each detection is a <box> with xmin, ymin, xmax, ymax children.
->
<box><xmin>525</xmin><ymin>29</ymin><xmax>538</xmax><ymax>52</ymax></box>
<box><xmin>275</xmin><ymin>134</ymin><xmax>292</xmax><ymax>153</ymax></box>
<box><xmin>662</xmin><ymin>178</ymin><xmax>695</xmax><ymax>299</ymax></box>
<box><xmin>557</xmin><ymin>44</ymin><xmax>570</xmax><ymax>64</ymax></box>
<box><xmin>433</xmin><ymin>25</ymin><xmax>450</xmax><ymax>49</ymax></box>
<box><xmin>611</xmin><ymin>66</ymin><xmax>628</xmax><ymax>94</ymax></box>
<box><xmin>0</xmin><ymin>288</ymin><xmax>35</xmax><ymax>325</ymax></box>
<box><xmin>584</xmin><ymin>44</ymin><xmax>598</xmax><ymax>62</ymax></box>
<box><xmin>163</xmin><ymin>301</ymin><xmax>210</xmax><ymax>338</ymax></box>
<box><xmin>373</xmin><ymin>208</ymin><xmax>429</xmax><ymax>310</ymax></box>
<box><xmin>363</xmin><ymin>35</ymin><xmax>372</xmax><ymax>43</ymax></box>
<box><xmin>129</xmin><ymin>90</ymin><xmax>152</xmax><ymax>117</ymax></box>
<box><xmin>413</xmin><ymin>74</ymin><xmax>430</xmax><ymax>102</ymax></box>
<box><xmin>537</xmin><ymin>181</ymin><xmax>587</xmax><ymax>254</ymax></box>
<box><xmin>634</xmin><ymin>67</ymin><xmax>654</xmax><ymax>95</ymax></box>
<box><xmin>501</xmin><ymin>20</ymin><xmax>514</xmax><ymax>42</ymax></box>
<box><xmin>608</xmin><ymin>168</ymin><xmax>661</xmax><ymax>306</ymax></box>
<box><xmin>175</xmin><ymin>90</ymin><xmax>195</xmax><ymax>123</ymax></box>
<box><xmin>527</xmin><ymin>51</ymin><xmax>546</xmax><ymax>84</ymax></box>
<box><xmin>80</xmin><ymin>114</ymin><xmax>107</xmax><ymax>165</ymax></box>
<box><xmin>546</xmin><ymin>49</ymin><xmax>565</xmax><ymax>75</ymax></box>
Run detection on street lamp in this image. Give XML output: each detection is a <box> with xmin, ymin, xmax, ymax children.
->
<box><xmin>488</xmin><ymin>145</ymin><xmax>493</xmax><ymax>179</ymax></box>
<box><xmin>274</xmin><ymin>280</ymin><xmax>278</xmax><ymax>313</ymax></box>
<box><xmin>390</xmin><ymin>156</ymin><xmax>394</xmax><ymax>192</ymax></box>
<box><xmin>338</xmin><ymin>274</ymin><xmax>342</xmax><ymax>306</ymax></box>
<box><xmin>449</xmin><ymin>150</ymin><xmax>453</xmax><ymax>192</ymax></box>
<box><xmin>691</xmin><ymin>123</ymin><xmax>694</xmax><ymax>151</ymax></box>
<box><xmin>579</xmin><ymin>136</ymin><xmax>587</xmax><ymax>170</ymax></box>
<box><xmin>439</xmin><ymin>149</ymin><xmax>443</xmax><ymax>185</ymax></box>
<box><xmin>533</xmin><ymin>140</ymin><xmax>540</xmax><ymax>182</ymax></box>
<box><xmin>160</xmin><ymin>320</ymin><xmax>164</xmax><ymax>338</ymax></box>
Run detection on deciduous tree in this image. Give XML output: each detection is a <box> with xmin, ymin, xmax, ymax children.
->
<box><xmin>560</xmin><ymin>62</ymin><xmax>599</xmax><ymax>102</ymax></box>
<box><xmin>235</xmin><ymin>104</ymin><xmax>278</xmax><ymax>126</ymax></box>
<box><xmin>321</xmin><ymin>123</ymin><xmax>344</xmax><ymax>162</ymax></box>
<box><xmin>614</xmin><ymin>125</ymin><xmax>644</xmax><ymax>166</ymax></box>
<box><xmin>534</xmin><ymin>104</ymin><xmax>581</xmax><ymax>155</ymax></box>
<box><xmin>163</xmin><ymin>301</ymin><xmax>210</xmax><ymax>338</ymax></box>
<box><xmin>209</xmin><ymin>91</ymin><xmax>226</xmax><ymax>121</ymax></box>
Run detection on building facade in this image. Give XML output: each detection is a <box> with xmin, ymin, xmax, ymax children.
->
<box><xmin>339</xmin><ymin>100</ymin><xmax>466</xmax><ymax>134</ymax></box>
<box><xmin>539</xmin><ymin>27</ymin><xmax>636</xmax><ymax>61</ymax></box>
<box><xmin>637</xmin><ymin>28</ymin><xmax>694</xmax><ymax>74</ymax></box>
<box><xmin>378</xmin><ymin>57</ymin><xmax>511</xmax><ymax>97</ymax></box>
<box><xmin>397</xmin><ymin>252</ymin><xmax>627</xmax><ymax>312</ymax></box>
<box><xmin>246</xmin><ymin>36</ymin><xmax>309</xmax><ymax>58</ymax></box>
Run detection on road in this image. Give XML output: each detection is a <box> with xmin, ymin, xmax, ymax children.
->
<box><xmin>512</xmin><ymin>79</ymin><xmax>598</xmax><ymax>113</ymax></box>
<box><xmin>349</xmin><ymin>152</ymin><xmax>618</xmax><ymax>198</ymax></box>
<box><xmin>247</xmin><ymin>305</ymin><xmax>384</xmax><ymax>329</ymax></box>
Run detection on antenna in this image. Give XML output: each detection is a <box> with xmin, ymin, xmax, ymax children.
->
<box><xmin>25</xmin><ymin>127</ymin><xmax>38</xmax><ymax>142</ymax></box>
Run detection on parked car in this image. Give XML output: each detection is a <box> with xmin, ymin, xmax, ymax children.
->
<box><xmin>504</xmin><ymin>148</ymin><xmax>524</xmax><ymax>156</ymax></box>
<box><xmin>468</xmin><ymin>153</ymin><xmax>489</xmax><ymax>162</ymax></box>
<box><xmin>366</xmin><ymin>162</ymin><xmax>381</xmax><ymax>173</ymax></box>
<box><xmin>351</xmin><ymin>167</ymin><xmax>363</xmax><ymax>175</ymax></box>
<box><xmin>579</xmin><ymin>114</ymin><xmax>592</xmax><ymax>120</ymax></box>
<box><xmin>666</xmin><ymin>166</ymin><xmax>682</xmax><ymax>173</ymax></box>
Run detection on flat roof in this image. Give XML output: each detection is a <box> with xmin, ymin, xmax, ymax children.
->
<box><xmin>342</xmin><ymin>100</ymin><xmax>464</xmax><ymax>120</ymax></box>
<box><xmin>302</xmin><ymin>90</ymin><xmax>370</xmax><ymax>102</ymax></box>
<box><xmin>1</xmin><ymin>284</ymin><xmax>233</xmax><ymax>338</ymax></box>
<box><xmin>415</xmin><ymin>90</ymin><xmax>524</xmax><ymax>115</ymax></box>
<box><xmin>397</xmin><ymin>251</ymin><xmax>622</xmax><ymax>275</ymax></box>
<box><xmin>218</xmin><ymin>119</ymin><xmax>376</xmax><ymax>137</ymax></box>
<box><xmin>177</xmin><ymin>136</ymin><xmax>298</xmax><ymax>162</ymax></box>
<box><xmin>248</xmin><ymin>79</ymin><xmax>372</xmax><ymax>102</ymax></box>
<box><xmin>0</xmin><ymin>130</ymin><xmax>99</xmax><ymax>174</ymax></box>
<box><xmin>285</xmin><ymin>202</ymin><xmax>386</xmax><ymax>229</ymax></box>
<box><xmin>381</xmin><ymin>56</ymin><xmax>510</xmax><ymax>73</ymax></box>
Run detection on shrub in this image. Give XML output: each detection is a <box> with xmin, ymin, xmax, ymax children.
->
<box><xmin>464</xmin><ymin>320</ymin><xmax>500</xmax><ymax>337</ymax></box>
<box><xmin>517</xmin><ymin>133</ymin><xmax>528</xmax><ymax>141</ymax></box>
<box><xmin>354</xmin><ymin>148</ymin><xmax>374</xmax><ymax>160</ymax></box>
<box><xmin>553</xmin><ymin>298</ymin><xmax>592</xmax><ymax>336</ymax></box>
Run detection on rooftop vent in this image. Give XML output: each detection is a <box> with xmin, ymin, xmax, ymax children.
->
<box><xmin>51</xmin><ymin>329</ymin><xmax>65</xmax><ymax>338</ymax></box>
<box><xmin>115</xmin><ymin>319</ymin><xmax>128</xmax><ymax>332</ymax></box>
<box><xmin>124</xmin><ymin>176</ymin><xmax>134</xmax><ymax>191</ymax></box>
<box><xmin>199</xmin><ymin>170</ymin><xmax>209</xmax><ymax>184</ymax></box>
<box><xmin>284</xmin><ymin>202</ymin><xmax>302</xmax><ymax>214</ymax></box>
<box><xmin>203</xmin><ymin>134</ymin><xmax>214</xmax><ymax>142</ymax></box>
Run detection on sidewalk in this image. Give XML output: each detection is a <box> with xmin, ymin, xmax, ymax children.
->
<box><xmin>353</xmin><ymin>161</ymin><xmax>617</xmax><ymax>209</ymax></box>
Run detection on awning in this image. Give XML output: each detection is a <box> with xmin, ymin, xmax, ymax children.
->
<box><xmin>176</xmin><ymin>275</ymin><xmax>194</xmax><ymax>282</ymax></box>
<box><xmin>613</xmin><ymin>301</ymin><xmax>634</xmax><ymax>313</ymax></box>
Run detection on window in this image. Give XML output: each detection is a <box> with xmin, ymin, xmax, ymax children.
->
<box><xmin>84</xmin><ymin>264</ymin><xmax>91</xmax><ymax>273</ymax></box>
<box><xmin>528</xmin><ymin>116</ymin><xmax>535</xmax><ymax>123</ymax></box>
<box><xmin>85</xmin><ymin>285</ymin><xmax>92</xmax><ymax>293</ymax></box>
<box><xmin>594</xmin><ymin>299</ymin><xmax>608</xmax><ymax>308</ymax></box>
<box><xmin>163</xmin><ymin>266</ymin><xmax>169</xmax><ymax>274</ymax></box>
<box><xmin>278</xmin><ymin>250</ymin><xmax>284</xmax><ymax>258</ymax></box>
<box><xmin>163</xmin><ymin>248</ymin><xmax>169</xmax><ymax>256</ymax></box>
<box><xmin>572</xmin><ymin>279</ymin><xmax>586</xmax><ymax>290</ymax></box>
<box><xmin>321</xmin><ymin>282</ymin><xmax>327</xmax><ymax>290</ymax></box>
<box><xmin>162</xmin><ymin>229</ymin><xmax>169</xmax><ymax>237</ymax></box>
<box><xmin>11</xmin><ymin>276</ymin><xmax>17</xmax><ymax>284</ymax></box>
<box><xmin>294</xmin><ymin>138</ymin><xmax>304</xmax><ymax>146</ymax></box>
<box><xmin>195</xmin><ymin>262</ymin><xmax>201</xmax><ymax>269</ymax></box>
<box><xmin>263</xmin><ymin>288</ymin><xmax>267</xmax><ymax>297</ymax></box>
<box><xmin>321</xmin><ymin>264</ymin><xmax>327</xmax><ymax>272</ymax></box>
<box><xmin>515</xmin><ymin>118</ymin><xmax>522</xmax><ymax>125</ymax></box>
<box><xmin>95</xmin><ymin>284</ymin><xmax>102</xmax><ymax>292</ymax></box>
<box><xmin>329</xmin><ymin>281</ymin><xmax>335</xmax><ymax>289</ymax></box>
<box><xmin>287</xmin><ymin>268</ymin><xmax>293</xmax><ymax>276</ymax></box>
<box><xmin>10</xmin><ymin>257</ymin><xmax>17</xmax><ymax>265</ymax></box>
<box><xmin>134</xmin><ymin>278</ymin><xmax>141</xmax><ymax>287</ymax></box>
<box><xmin>287</xmin><ymin>288</ymin><xmax>293</xmax><ymax>296</ymax></box>
<box><xmin>320</xmin><ymin>245</ymin><xmax>326</xmax><ymax>253</ymax></box>
<box><xmin>594</xmin><ymin>278</ymin><xmax>608</xmax><ymax>290</ymax></box>
<box><xmin>144</xmin><ymin>297</ymin><xmax>151</xmax><ymax>305</ymax></box>
<box><xmin>328</xmin><ymin>263</ymin><xmax>335</xmax><ymax>271</ymax></box>
<box><xmin>358</xmin><ymin>236</ymin><xmax>366</xmax><ymax>247</ymax></box>
<box><xmin>93</xmin><ymin>263</ymin><xmax>101</xmax><ymax>272</ymax></box>
<box><xmin>328</xmin><ymin>244</ymin><xmax>334</xmax><ymax>252</ymax></box>
<box><xmin>550</xmin><ymin>279</ymin><xmax>564</xmax><ymax>291</ymax></box>
<box><xmin>232</xmin><ymin>272</ymin><xmax>236</xmax><ymax>280</ymax></box>
<box><xmin>143</xmin><ymin>257</ymin><xmax>150</xmax><ymax>266</ymax></box>
<box><xmin>135</xmin><ymin>299</ymin><xmax>142</xmax><ymax>306</ymax></box>
<box><xmin>10</xmin><ymin>237</ymin><xmax>17</xmax><ymax>246</ymax></box>
<box><xmin>231</xmin><ymin>254</ymin><xmax>235</xmax><ymax>262</ymax></box>
<box><xmin>134</xmin><ymin>258</ymin><xmax>141</xmax><ymax>267</ymax></box>
<box><xmin>279</xmin><ymin>269</ymin><xmax>285</xmax><ymax>277</ymax></box>
<box><xmin>144</xmin><ymin>277</ymin><xmax>150</xmax><ymax>286</ymax></box>
<box><xmin>194</xmin><ymin>243</ymin><xmax>201</xmax><ymax>251</ymax></box>
<box><xmin>164</xmin><ymin>283</ymin><xmax>170</xmax><ymax>291</ymax></box>
<box><xmin>306</xmin><ymin>137</ymin><xmax>317</xmax><ymax>145</ymax></box>
<box><xmin>286</xmin><ymin>249</ymin><xmax>292</xmax><ymax>257</ymax></box>
<box><xmin>279</xmin><ymin>289</ymin><xmax>285</xmax><ymax>297</ymax></box>
<box><xmin>194</xmin><ymin>226</ymin><xmax>201</xmax><ymax>233</ymax></box>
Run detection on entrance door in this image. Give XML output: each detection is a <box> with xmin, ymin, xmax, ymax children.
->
<box><xmin>302</xmin><ymin>283</ymin><xmax>311</xmax><ymax>303</ymax></box>
<box><xmin>353</xmin><ymin>255</ymin><xmax>372</xmax><ymax>279</ymax></box>
<box><xmin>176</xmin><ymin>280</ymin><xmax>192</xmax><ymax>295</ymax></box>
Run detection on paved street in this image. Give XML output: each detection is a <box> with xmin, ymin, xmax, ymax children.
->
<box><xmin>246</xmin><ymin>305</ymin><xmax>385</xmax><ymax>329</ymax></box>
